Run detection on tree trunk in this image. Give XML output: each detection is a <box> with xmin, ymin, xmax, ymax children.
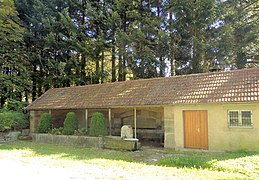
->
<box><xmin>0</xmin><ymin>97</ymin><xmax>6</xmax><ymax>108</ymax></box>
<box><xmin>25</xmin><ymin>88</ymin><xmax>29</xmax><ymax>104</ymax></box>
<box><xmin>159</xmin><ymin>56</ymin><xmax>164</xmax><ymax>77</ymax></box>
<box><xmin>122</xmin><ymin>12</ymin><xmax>127</xmax><ymax>81</ymax></box>
<box><xmin>123</xmin><ymin>56</ymin><xmax>126</xmax><ymax>81</ymax></box>
<box><xmin>65</xmin><ymin>51</ymin><xmax>71</xmax><ymax>87</ymax></box>
<box><xmin>95</xmin><ymin>57</ymin><xmax>100</xmax><ymax>84</ymax></box>
<box><xmin>118</xmin><ymin>50</ymin><xmax>123</xmax><ymax>81</ymax></box>
<box><xmin>37</xmin><ymin>65</ymin><xmax>43</xmax><ymax>97</ymax></box>
<box><xmin>171</xmin><ymin>58</ymin><xmax>176</xmax><ymax>76</ymax></box>
<box><xmin>157</xmin><ymin>1</ymin><xmax>164</xmax><ymax>77</ymax></box>
<box><xmin>32</xmin><ymin>64</ymin><xmax>37</xmax><ymax>101</ymax></box>
<box><xmin>169</xmin><ymin>11</ymin><xmax>176</xmax><ymax>76</ymax></box>
<box><xmin>80</xmin><ymin>55</ymin><xmax>86</xmax><ymax>85</ymax></box>
<box><xmin>111</xmin><ymin>31</ymin><xmax>116</xmax><ymax>82</ymax></box>
<box><xmin>101</xmin><ymin>50</ymin><xmax>104</xmax><ymax>83</ymax></box>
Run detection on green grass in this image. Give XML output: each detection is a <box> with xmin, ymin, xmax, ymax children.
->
<box><xmin>0</xmin><ymin>140</ymin><xmax>135</xmax><ymax>162</ymax></box>
<box><xmin>157</xmin><ymin>151</ymin><xmax>259</xmax><ymax>178</ymax></box>
<box><xmin>1</xmin><ymin>141</ymin><xmax>259</xmax><ymax>179</ymax></box>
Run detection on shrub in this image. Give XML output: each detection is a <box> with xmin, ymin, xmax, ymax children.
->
<box><xmin>90</xmin><ymin>112</ymin><xmax>107</xmax><ymax>137</ymax></box>
<box><xmin>4</xmin><ymin>99</ymin><xmax>28</xmax><ymax>112</ymax></box>
<box><xmin>11</xmin><ymin>111</ymin><xmax>29</xmax><ymax>130</ymax></box>
<box><xmin>0</xmin><ymin>110</ymin><xmax>29</xmax><ymax>131</ymax></box>
<box><xmin>0</xmin><ymin>112</ymin><xmax>13</xmax><ymax>131</ymax></box>
<box><xmin>62</xmin><ymin>112</ymin><xmax>78</xmax><ymax>135</ymax></box>
<box><xmin>51</xmin><ymin>127</ymin><xmax>63</xmax><ymax>135</ymax></box>
<box><xmin>74</xmin><ymin>128</ymin><xmax>87</xmax><ymax>136</ymax></box>
<box><xmin>37</xmin><ymin>113</ymin><xmax>52</xmax><ymax>133</ymax></box>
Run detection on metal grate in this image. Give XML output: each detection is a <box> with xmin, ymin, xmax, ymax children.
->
<box><xmin>228</xmin><ymin>110</ymin><xmax>252</xmax><ymax>127</ymax></box>
<box><xmin>242</xmin><ymin>111</ymin><xmax>252</xmax><ymax>126</ymax></box>
<box><xmin>229</xmin><ymin>111</ymin><xmax>239</xmax><ymax>126</ymax></box>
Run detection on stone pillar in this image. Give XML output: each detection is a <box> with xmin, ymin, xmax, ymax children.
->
<box><xmin>98</xmin><ymin>136</ymin><xmax>104</xmax><ymax>148</ymax></box>
<box><xmin>29</xmin><ymin>111</ymin><xmax>36</xmax><ymax>134</ymax></box>
<box><xmin>134</xmin><ymin>108</ymin><xmax>137</xmax><ymax>138</ymax></box>
<box><xmin>164</xmin><ymin>106</ymin><xmax>175</xmax><ymax>149</ymax></box>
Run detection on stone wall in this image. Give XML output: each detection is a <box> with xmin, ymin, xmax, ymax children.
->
<box><xmin>104</xmin><ymin>136</ymin><xmax>140</xmax><ymax>151</ymax></box>
<box><xmin>32</xmin><ymin>133</ymin><xmax>103</xmax><ymax>148</ymax></box>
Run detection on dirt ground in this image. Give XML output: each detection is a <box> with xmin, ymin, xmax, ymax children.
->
<box><xmin>0</xmin><ymin>157</ymin><xmax>184</xmax><ymax>180</ymax></box>
<box><xmin>131</xmin><ymin>146</ymin><xmax>174</xmax><ymax>164</ymax></box>
<box><xmin>0</xmin><ymin>146</ymin><xmax>177</xmax><ymax>180</ymax></box>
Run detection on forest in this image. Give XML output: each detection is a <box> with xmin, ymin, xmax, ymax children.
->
<box><xmin>0</xmin><ymin>0</ymin><xmax>258</xmax><ymax>107</ymax></box>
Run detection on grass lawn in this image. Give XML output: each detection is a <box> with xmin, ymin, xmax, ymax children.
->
<box><xmin>0</xmin><ymin>141</ymin><xmax>259</xmax><ymax>179</ymax></box>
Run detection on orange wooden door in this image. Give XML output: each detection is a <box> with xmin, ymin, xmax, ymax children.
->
<box><xmin>184</xmin><ymin>110</ymin><xmax>208</xmax><ymax>150</ymax></box>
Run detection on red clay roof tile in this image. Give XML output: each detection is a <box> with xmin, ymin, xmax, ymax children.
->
<box><xmin>26</xmin><ymin>68</ymin><xmax>259</xmax><ymax>110</ymax></box>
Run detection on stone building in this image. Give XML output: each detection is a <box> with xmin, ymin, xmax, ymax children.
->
<box><xmin>27</xmin><ymin>68</ymin><xmax>259</xmax><ymax>151</ymax></box>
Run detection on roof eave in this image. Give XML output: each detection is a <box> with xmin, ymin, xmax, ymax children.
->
<box><xmin>26</xmin><ymin>100</ymin><xmax>259</xmax><ymax>111</ymax></box>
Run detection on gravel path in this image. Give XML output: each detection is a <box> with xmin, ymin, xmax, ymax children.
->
<box><xmin>0</xmin><ymin>146</ymin><xmax>244</xmax><ymax>180</ymax></box>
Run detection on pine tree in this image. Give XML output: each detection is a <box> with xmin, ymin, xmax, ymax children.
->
<box><xmin>0</xmin><ymin>0</ymin><xmax>29</xmax><ymax>107</ymax></box>
<box><xmin>216</xmin><ymin>0</ymin><xmax>259</xmax><ymax>69</ymax></box>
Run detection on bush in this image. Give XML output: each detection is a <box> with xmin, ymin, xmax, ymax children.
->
<box><xmin>74</xmin><ymin>128</ymin><xmax>87</xmax><ymax>136</ymax></box>
<box><xmin>11</xmin><ymin>111</ymin><xmax>29</xmax><ymax>130</ymax></box>
<box><xmin>37</xmin><ymin>113</ymin><xmax>52</xmax><ymax>133</ymax></box>
<box><xmin>4</xmin><ymin>99</ymin><xmax>28</xmax><ymax>112</ymax></box>
<box><xmin>51</xmin><ymin>127</ymin><xmax>63</xmax><ymax>135</ymax></box>
<box><xmin>90</xmin><ymin>112</ymin><xmax>107</xmax><ymax>137</ymax></box>
<box><xmin>0</xmin><ymin>110</ymin><xmax>29</xmax><ymax>131</ymax></box>
<box><xmin>0</xmin><ymin>112</ymin><xmax>13</xmax><ymax>131</ymax></box>
<box><xmin>62</xmin><ymin>112</ymin><xmax>78</xmax><ymax>135</ymax></box>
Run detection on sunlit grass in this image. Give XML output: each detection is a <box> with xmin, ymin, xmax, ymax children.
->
<box><xmin>0</xmin><ymin>141</ymin><xmax>136</xmax><ymax>162</ymax></box>
<box><xmin>157</xmin><ymin>151</ymin><xmax>259</xmax><ymax>179</ymax></box>
<box><xmin>0</xmin><ymin>141</ymin><xmax>258</xmax><ymax>179</ymax></box>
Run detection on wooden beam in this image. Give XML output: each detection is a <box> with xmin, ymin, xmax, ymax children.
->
<box><xmin>134</xmin><ymin>108</ymin><xmax>137</xmax><ymax>138</ymax></box>
<box><xmin>85</xmin><ymin>109</ymin><xmax>88</xmax><ymax>131</ymax></box>
<box><xmin>109</xmin><ymin>108</ymin><xmax>112</xmax><ymax>136</ymax></box>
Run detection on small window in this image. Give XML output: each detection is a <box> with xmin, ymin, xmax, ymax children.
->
<box><xmin>242</xmin><ymin>111</ymin><xmax>252</xmax><ymax>126</ymax></box>
<box><xmin>228</xmin><ymin>110</ymin><xmax>252</xmax><ymax>127</ymax></box>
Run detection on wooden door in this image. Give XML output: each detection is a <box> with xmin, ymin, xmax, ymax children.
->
<box><xmin>184</xmin><ymin>110</ymin><xmax>208</xmax><ymax>150</ymax></box>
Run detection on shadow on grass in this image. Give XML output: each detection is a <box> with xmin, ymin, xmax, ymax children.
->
<box><xmin>0</xmin><ymin>140</ymin><xmax>141</xmax><ymax>163</ymax></box>
<box><xmin>1</xmin><ymin>140</ymin><xmax>259</xmax><ymax>170</ymax></box>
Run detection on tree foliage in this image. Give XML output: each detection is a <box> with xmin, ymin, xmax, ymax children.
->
<box><xmin>0</xmin><ymin>0</ymin><xmax>29</xmax><ymax>107</ymax></box>
<box><xmin>0</xmin><ymin>0</ymin><xmax>258</xmax><ymax>104</ymax></box>
<box><xmin>0</xmin><ymin>110</ymin><xmax>29</xmax><ymax>131</ymax></box>
<box><xmin>216</xmin><ymin>0</ymin><xmax>259</xmax><ymax>69</ymax></box>
<box><xmin>3</xmin><ymin>98</ymin><xmax>27</xmax><ymax>112</ymax></box>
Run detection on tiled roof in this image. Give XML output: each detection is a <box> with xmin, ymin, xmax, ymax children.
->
<box><xmin>27</xmin><ymin>68</ymin><xmax>259</xmax><ymax>110</ymax></box>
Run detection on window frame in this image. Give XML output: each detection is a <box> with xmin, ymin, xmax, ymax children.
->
<box><xmin>228</xmin><ymin>110</ymin><xmax>253</xmax><ymax>128</ymax></box>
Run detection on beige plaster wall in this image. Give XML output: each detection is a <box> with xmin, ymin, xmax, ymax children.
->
<box><xmin>164</xmin><ymin>103</ymin><xmax>259</xmax><ymax>151</ymax></box>
<box><xmin>164</xmin><ymin>106</ymin><xmax>175</xmax><ymax>148</ymax></box>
